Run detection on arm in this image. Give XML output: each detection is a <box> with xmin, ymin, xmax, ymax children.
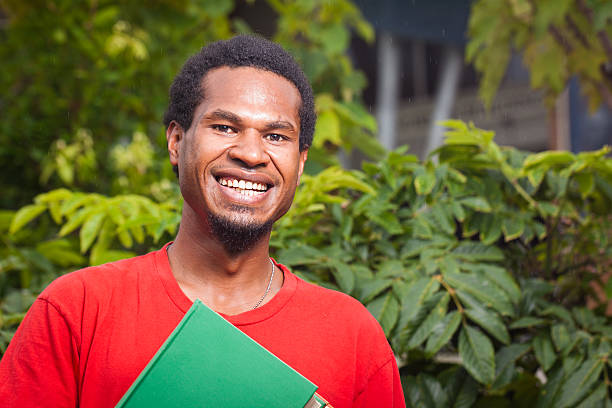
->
<box><xmin>0</xmin><ymin>298</ymin><xmax>79</xmax><ymax>407</ymax></box>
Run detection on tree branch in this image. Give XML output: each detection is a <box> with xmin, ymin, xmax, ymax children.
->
<box><xmin>565</xmin><ymin>15</ymin><xmax>591</xmax><ymax>49</ymax></box>
<box><xmin>549</xmin><ymin>25</ymin><xmax>573</xmax><ymax>53</ymax></box>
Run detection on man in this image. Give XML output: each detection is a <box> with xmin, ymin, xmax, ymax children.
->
<box><xmin>0</xmin><ymin>35</ymin><xmax>404</xmax><ymax>407</ymax></box>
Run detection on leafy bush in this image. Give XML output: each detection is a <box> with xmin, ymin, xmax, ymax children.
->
<box><xmin>6</xmin><ymin>121</ymin><xmax>612</xmax><ymax>405</ymax></box>
<box><xmin>0</xmin><ymin>0</ymin><xmax>379</xmax><ymax>207</ymax></box>
<box><xmin>272</xmin><ymin>120</ymin><xmax>612</xmax><ymax>406</ymax></box>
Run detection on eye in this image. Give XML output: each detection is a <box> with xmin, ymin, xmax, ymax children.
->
<box><xmin>265</xmin><ymin>133</ymin><xmax>286</xmax><ymax>143</ymax></box>
<box><xmin>212</xmin><ymin>124</ymin><xmax>236</xmax><ymax>134</ymax></box>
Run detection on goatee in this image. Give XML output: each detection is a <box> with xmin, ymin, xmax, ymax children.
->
<box><xmin>208</xmin><ymin>207</ymin><xmax>274</xmax><ymax>255</ymax></box>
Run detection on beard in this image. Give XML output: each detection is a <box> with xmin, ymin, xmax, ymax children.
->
<box><xmin>207</xmin><ymin>205</ymin><xmax>274</xmax><ymax>255</ymax></box>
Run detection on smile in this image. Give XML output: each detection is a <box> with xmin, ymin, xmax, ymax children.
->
<box><xmin>216</xmin><ymin>177</ymin><xmax>270</xmax><ymax>197</ymax></box>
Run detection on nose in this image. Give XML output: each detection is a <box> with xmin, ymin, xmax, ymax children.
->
<box><xmin>227</xmin><ymin>129</ymin><xmax>270</xmax><ymax>169</ymax></box>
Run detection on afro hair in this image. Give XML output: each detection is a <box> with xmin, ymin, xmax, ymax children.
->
<box><xmin>164</xmin><ymin>35</ymin><xmax>316</xmax><ymax>152</ymax></box>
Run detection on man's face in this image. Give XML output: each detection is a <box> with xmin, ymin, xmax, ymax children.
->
<box><xmin>167</xmin><ymin>66</ymin><xmax>307</xmax><ymax>244</ymax></box>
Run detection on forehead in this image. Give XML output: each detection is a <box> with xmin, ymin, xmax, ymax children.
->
<box><xmin>199</xmin><ymin>66</ymin><xmax>302</xmax><ymax>122</ymax></box>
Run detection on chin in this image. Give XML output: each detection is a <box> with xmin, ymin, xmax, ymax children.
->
<box><xmin>207</xmin><ymin>211</ymin><xmax>274</xmax><ymax>254</ymax></box>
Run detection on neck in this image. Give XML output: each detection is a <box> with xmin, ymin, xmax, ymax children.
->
<box><xmin>167</xmin><ymin>203</ymin><xmax>282</xmax><ymax>315</ymax></box>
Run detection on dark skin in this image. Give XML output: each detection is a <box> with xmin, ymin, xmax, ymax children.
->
<box><xmin>165</xmin><ymin>67</ymin><xmax>308</xmax><ymax>315</ymax></box>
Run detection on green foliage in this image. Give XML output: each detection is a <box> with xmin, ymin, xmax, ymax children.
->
<box><xmin>0</xmin><ymin>0</ymin><xmax>377</xmax><ymax>207</ymax></box>
<box><xmin>269</xmin><ymin>121</ymin><xmax>612</xmax><ymax>405</ymax></box>
<box><xmin>467</xmin><ymin>0</ymin><xmax>612</xmax><ymax>110</ymax></box>
<box><xmin>268</xmin><ymin>0</ymin><xmax>383</xmax><ymax>169</ymax></box>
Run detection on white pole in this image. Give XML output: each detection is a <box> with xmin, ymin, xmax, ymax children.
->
<box><xmin>425</xmin><ymin>46</ymin><xmax>463</xmax><ymax>155</ymax></box>
<box><xmin>376</xmin><ymin>32</ymin><xmax>401</xmax><ymax>151</ymax></box>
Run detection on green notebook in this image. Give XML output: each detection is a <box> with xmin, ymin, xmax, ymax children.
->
<box><xmin>115</xmin><ymin>300</ymin><xmax>322</xmax><ymax>407</ymax></box>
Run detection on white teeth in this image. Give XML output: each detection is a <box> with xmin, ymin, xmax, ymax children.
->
<box><xmin>218</xmin><ymin>177</ymin><xmax>268</xmax><ymax>192</ymax></box>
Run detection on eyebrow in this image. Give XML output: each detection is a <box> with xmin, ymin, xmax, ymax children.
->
<box><xmin>205</xmin><ymin>109</ymin><xmax>243</xmax><ymax>125</ymax></box>
<box><xmin>263</xmin><ymin>121</ymin><xmax>296</xmax><ymax>132</ymax></box>
<box><xmin>205</xmin><ymin>109</ymin><xmax>296</xmax><ymax>132</ymax></box>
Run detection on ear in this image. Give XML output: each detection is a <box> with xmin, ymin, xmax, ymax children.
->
<box><xmin>166</xmin><ymin>121</ymin><xmax>184</xmax><ymax>167</ymax></box>
<box><xmin>296</xmin><ymin>149</ymin><xmax>308</xmax><ymax>186</ymax></box>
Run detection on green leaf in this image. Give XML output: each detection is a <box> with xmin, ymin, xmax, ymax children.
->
<box><xmin>415</xmin><ymin>169</ymin><xmax>436</xmax><ymax>195</ymax></box>
<box><xmin>35</xmin><ymin>188</ymin><xmax>72</xmax><ymax>204</ymax></box>
<box><xmin>359</xmin><ymin>278</ymin><xmax>394</xmax><ymax>304</ymax></box>
<box><xmin>367</xmin><ymin>291</ymin><xmax>400</xmax><ymax>336</ymax></box>
<box><xmin>558</xmin><ymin>358</ymin><xmax>604</xmax><ymax>408</ymax></box>
<box><xmin>407</xmin><ymin>293</ymin><xmax>450</xmax><ymax>348</ymax></box>
<box><xmin>465</xmin><ymin>307</ymin><xmax>510</xmax><ymax>344</ymax></box>
<box><xmin>536</xmin><ymin>367</ymin><xmax>564</xmax><ymax>407</ymax></box>
<box><xmin>479</xmin><ymin>213</ymin><xmax>502</xmax><ymax>245</ymax></box>
<box><xmin>533</xmin><ymin>332</ymin><xmax>557</xmax><ymax>371</ymax></box>
<box><xmin>551</xmin><ymin>324</ymin><xmax>571</xmax><ymax>353</ymax></box>
<box><xmin>9</xmin><ymin>204</ymin><xmax>47</xmax><ymax>234</ymax></box>
<box><xmin>460</xmin><ymin>197</ymin><xmax>492</xmax><ymax>212</ymax></box>
<box><xmin>318</xmin><ymin>23</ymin><xmax>350</xmax><ymax>54</ymax></box>
<box><xmin>370</xmin><ymin>212</ymin><xmax>403</xmax><ymax>235</ymax></box>
<box><xmin>313</xmin><ymin>110</ymin><xmax>341</xmax><ymax>148</ymax></box>
<box><xmin>459</xmin><ymin>325</ymin><xmax>495</xmax><ymax>385</ymax></box>
<box><xmin>330</xmin><ymin>261</ymin><xmax>354</xmax><ymax>294</ymax></box>
<box><xmin>563</xmin><ymin>352</ymin><xmax>586</xmax><ymax>377</ymax></box>
<box><xmin>450</xmin><ymin>201</ymin><xmax>466</xmax><ymax>222</ymax></box>
<box><xmin>417</xmin><ymin>374</ymin><xmax>448</xmax><ymax>408</ymax></box>
<box><xmin>396</xmin><ymin>277</ymin><xmax>439</xmax><ymax>331</ymax></box>
<box><xmin>58</xmin><ymin>207</ymin><xmax>96</xmax><ymax>237</ymax></box>
<box><xmin>509</xmin><ymin>316</ymin><xmax>548</xmax><ymax>329</ymax></box>
<box><xmin>439</xmin><ymin>367</ymin><xmax>479</xmax><ymax>408</ymax></box>
<box><xmin>523</xmin><ymin>150</ymin><xmax>574</xmax><ymax>169</ymax></box>
<box><xmin>575</xmin><ymin>382</ymin><xmax>607</xmax><ymax>408</ymax></box>
<box><xmin>90</xmin><ymin>249</ymin><xmax>136</xmax><ymax>266</ymax></box>
<box><xmin>430</xmin><ymin>203</ymin><xmax>455</xmax><ymax>235</ymax></box>
<box><xmin>79</xmin><ymin>212</ymin><xmax>106</xmax><ymax>253</ymax></box>
<box><xmin>277</xmin><ymin>245</ymin><xmax>325</xmax><ymax>266</ymax></box>
<box><xmin>474</xmin><ymin>264</ymin><xmax>521</xmax><ymax>305</ymax></box>
<box><xmin>36</xmin><ymin>239</ymin><xmax>86</xmax><ymax>267</ymax></box>
<box><xmin>201</xmin><ymin>0</ymin><xmax>233</xmax><ymax>18</ymax></box>
<box><xmin>502</xmin><ymin>216</ymin><xmax>525</xmax><ymax>241</ymax></box>
<box><xmin>493</xmin><ymin>343</ymin><xmax>531</xmax><ymax>388</ymax></box>
<box><xmin>117</xmin><ymin>228</ymin><xmax>133</xmax><ymax>248</ymax></box>
<box><xmin>424</xmin><ymin>310</ymin><xmax>462</xmax><ymax>356</ymax></box>
<box><xmin>452</xmin><ymin>242</ymin><xmax>504</xmax><ymax>262</ymax></box>
<box><xmin>528</xmin><ymin>166</ymin><xmax>547</xmax><ymax>189</ymax></box>
<box><xmin>574</xmin><ymin>172</ymin><xmax>595</xmax><ymax>198</ymax></box>
<box><xmin>540</xmin><ymin>304</ymin><xmax>575</xmax><ymax>326</ymax></box>
<box><xmin>443</xmin><ymin>271</ymin><xmax>514</xmax><ymax>316</ymax></box>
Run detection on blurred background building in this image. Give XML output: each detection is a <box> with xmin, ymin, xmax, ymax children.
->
<box><xmin>351</xmin><ymin>0</ymin><xmax>611</xmax><ymax>159</ymax></box>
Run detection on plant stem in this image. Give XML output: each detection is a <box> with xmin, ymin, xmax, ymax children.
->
<box><xmin>435</xmin><ymin>274</ymin><xmax>464</xmax><ymax>315</ymax></box>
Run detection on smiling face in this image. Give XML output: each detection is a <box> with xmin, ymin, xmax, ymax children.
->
<box><xmin>167</xmin><ymin>66</ymin><xmax>308</xmax><ymax>249</ymax></box>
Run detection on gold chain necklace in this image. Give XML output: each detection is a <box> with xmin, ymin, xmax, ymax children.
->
<box><xmin>252</xmin><ymin>259</ymin><xmax>275</xmax><ymax>310</ymax></box>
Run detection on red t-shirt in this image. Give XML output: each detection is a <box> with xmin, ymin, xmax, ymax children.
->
<box><xmin>0</xmin><ymin>244</ymin><xmax>405</xmax><ymax>407</ymax></box>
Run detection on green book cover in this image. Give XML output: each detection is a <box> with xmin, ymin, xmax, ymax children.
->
<box><xmin>115</xmin><ymin>300</ymin><xmax>318</xmax><ymax>407</ymax></box>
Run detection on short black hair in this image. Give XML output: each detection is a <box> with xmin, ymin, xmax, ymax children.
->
<box><xmin>164</xmin><ymin>35</ymin><xmax>316</xmax><ymax>153</ymax></box>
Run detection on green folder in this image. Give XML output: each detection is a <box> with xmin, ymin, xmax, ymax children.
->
<box><xmin>115</xmin><ymin>300</ymin><xmax>322</xmax><ymax>407</ymax></box>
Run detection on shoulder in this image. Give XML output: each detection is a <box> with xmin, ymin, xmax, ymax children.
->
<box><xmin>291</xmin><ymin>272</ymin><xmax>390</xmax><ymax>346</ymax></box>
<box><xmin>39</xmin><ymin>249</ymin><xmax>160</xmax><ymax>310</ymax></box>
<box><xmin>295</xmin><ymin>276</ymin><xmax>372</xmax><ymax>317</ymax></box>
<box><xmin>287</xmin><ymin>271</ymin><xmax>397</xmax><ymax>391</ymax></box>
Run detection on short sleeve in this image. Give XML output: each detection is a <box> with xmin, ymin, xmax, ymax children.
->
<box><xmin>0</xmin><ymin>298</ymin><xmax>79</xmax><ymax>407</ymax></box>
<box><xmin>353</xmin><ymin>357</ymin><xmax>405</xmax><ymax>408</ymax></box>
